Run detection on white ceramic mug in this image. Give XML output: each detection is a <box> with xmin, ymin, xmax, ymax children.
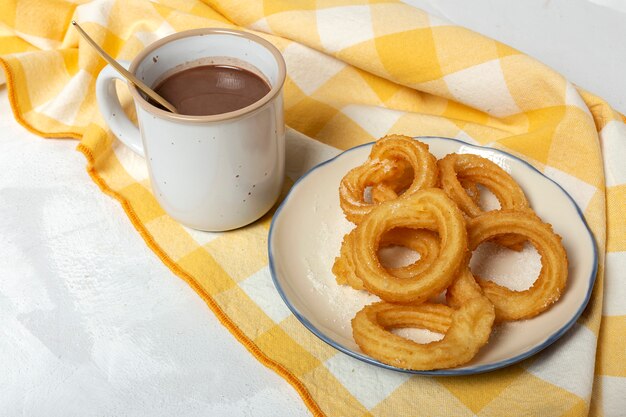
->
<box><xmin>96</xmin><ymin>28</ymin><xmax>286</xmax><ymax>231</ymax></box>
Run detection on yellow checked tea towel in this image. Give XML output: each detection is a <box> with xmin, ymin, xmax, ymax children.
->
<box><xmin>1</xmin><ymin>1</ymin><xmax>624</xmax><ymax>416</ymax></box>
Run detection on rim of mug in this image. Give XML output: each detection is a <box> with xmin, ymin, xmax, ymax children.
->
<box><xmin>128</xmin><ymin>27</ymin><xmax>287</xmax><ymax>122</ymax></box>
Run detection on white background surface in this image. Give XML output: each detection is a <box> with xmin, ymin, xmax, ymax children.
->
<box><xmin>1</xmin><ymin>2</ymin><xmax>624</xmax><ymax>416</ymax></box>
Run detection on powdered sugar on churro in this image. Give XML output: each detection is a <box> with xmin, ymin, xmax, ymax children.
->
<box><xmin>392</xmin><ymin>328</ymin><xmax>444</xmax><ymax>344</ymax></box>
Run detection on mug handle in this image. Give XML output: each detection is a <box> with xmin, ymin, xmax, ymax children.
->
<box><xmin>95</xmin><ymin>61</ymin><xmax>144</xmax><ymax>157</ymax></box>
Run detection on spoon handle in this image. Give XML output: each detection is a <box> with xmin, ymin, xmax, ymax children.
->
<box><xmin>72</xmin><ymin>21</ymin><xmax>178</xmax><ymax>114</ymax></box>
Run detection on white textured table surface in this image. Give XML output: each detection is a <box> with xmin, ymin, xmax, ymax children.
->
<box><xmin>0</xmin><ymin>87</ymin><xmax>313</xmax><ymax>416</ymax></box>
<box><xmin>1</xmin><ymin>2</ymin><xmax>624</xmax><ymax>416</ymax></box>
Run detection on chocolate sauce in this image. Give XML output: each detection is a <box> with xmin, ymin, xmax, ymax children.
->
<box><xmin>150</xmin><ymin>65</ymin><xmax>270</xmax><ymax>116</ymax></box>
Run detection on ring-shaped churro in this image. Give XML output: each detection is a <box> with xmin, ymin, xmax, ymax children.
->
<box><xmin>467</xmin><ymin>210</ymin><xmax>568</xmax><ymax>321</ymax></box>
<box><xmin>339</xmin><ymin>135</ymin><xmax>438</xmax><ymax>224</ymax></box>
<box><xmin>333</xmin><ymin>228</ymin><xmax>440</xmax><ymax>290</ymax></box>
<box><xmin>352</xmin><ymin>268</ymin><xmax>495</xmax><ymax>370</ymax></box>
<box><xmin>352</xmin><ymin>188</ymin><xmax>466</xmax><ymax>304</ymax></box>
<box><xmin>439</xmin><ymin>153</ymin><xmax>530</xmax><ymax>250</ymax></box>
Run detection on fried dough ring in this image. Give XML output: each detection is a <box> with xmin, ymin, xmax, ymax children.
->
<box><xmin>340</xmin><ymin>135</ymin><xmax>438</xmax><ymax>224</ymax></box>
<box><xmin>370</xmin><ymin>160</ymin><xmax>415</xmax><ymax>204</ymax></box>
<box><xmin>439</xmin><ymin>153</ymin><xmax>529</xmax><ymax>250</ymax></box>
<box><xmin>333</xmin><ymin>228</ymin><xmax>440</xmax><ymax>290</ymax></box>
<box><xmin>467</xmin><ymin>210</ymin><xmax>568</xmax><ymax>321</ymax></box>
<box><xmin>352</xmin><ymin>188</ymin><xmax>467</xmax><ymax>304</ymax></box>
<box><xmin>352</xmin><ymin>268</ymin><xmax>495</xmax><ymax>370</ymax></box>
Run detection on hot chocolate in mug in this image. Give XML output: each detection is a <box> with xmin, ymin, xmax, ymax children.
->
<box><xmin>96</xmin><ymin>28</ymin><xmax>286</xmax><ymax>231</ymax></box>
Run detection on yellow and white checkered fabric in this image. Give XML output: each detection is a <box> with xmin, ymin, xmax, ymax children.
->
<box><xmin>1</xmin><ymin>1</ymin><xmax>624</xmax><ymax>416</ymax></box>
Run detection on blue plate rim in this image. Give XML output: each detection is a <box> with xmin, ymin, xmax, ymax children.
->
<box><xmin>267</xmin><ymin>136</ymin><xmax>598</xmax><ymax>376</ymax></box>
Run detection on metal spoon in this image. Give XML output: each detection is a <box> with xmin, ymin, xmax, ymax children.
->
<box><xmin>71</xmin><ymin>21</ymin><xmax>178</xmax><ymax>114</ymax></box>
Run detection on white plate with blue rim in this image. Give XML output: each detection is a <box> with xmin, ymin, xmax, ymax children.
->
<box><xmin>268</xmin><ymin>136</ymin><xmax>597</xmax><ymax>375</ymax></box>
